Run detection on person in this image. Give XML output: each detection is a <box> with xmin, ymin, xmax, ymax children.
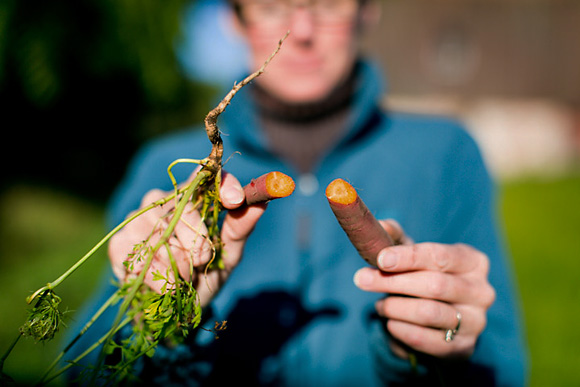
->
<box><xmin>70</xmin><ymin>0</ymin><xmax>528</xmax><ymax>384</ymax></box>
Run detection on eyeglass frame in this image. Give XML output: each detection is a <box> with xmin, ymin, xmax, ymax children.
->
<box><xmin>230</xmin><ymin>0</ymin><xmax>367</xmax><ymax>28</ymax></box>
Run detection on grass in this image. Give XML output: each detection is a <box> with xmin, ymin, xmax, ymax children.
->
<box><xmin>0</xmin><ymin>185</ymin><xmax>108</xmax><ymax>386</ymax></box>
<box><xmin>500</xmin><ymin>174</ymin><xmax>580</xmax><ymax>386</ymax></box>
<box><xmin>0</xmin><ymin>174</ymin><xmax>579</xmax><ymax>386</ymax></box>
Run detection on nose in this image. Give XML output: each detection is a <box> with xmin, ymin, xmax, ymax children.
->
<box><xmin>288</xmin><ymin>5</ymin><xmax>316</xmax><ymax>41</ymax></box>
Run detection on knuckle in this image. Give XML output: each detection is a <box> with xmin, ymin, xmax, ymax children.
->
<box><xmin>140</xmin><ymin>189</ymin><xmax>165</xmax><ymax>208</ymax></box>
<box><xmin>470</xmin><ymin>281</ymin><xmax>496</xmax><ymax>309</ymax></box>
<box><xmin>482</xmin><ymin>283</ymin><xmax>497</xmax><ymax>308</ymax></box>
<box><xmin>432</xmin><ymin>244</ymin><xmax>451</xmax><ymax>271</ymax></box>
<box><xmin>410</xmin><ymin>243</ymin><xmax>421</xmax><ymax>268</ymax></box>
<box><xmin>421</xmin><ymin>242</ymin><xmax>451</xmax><ymax>271</ymax></box>
<box><xmin>474</xmin><ymin>249</ymin><xmax>490</xmax><ymax>274</ymax></box>
<box><xmin>427</xmin><ymin>275</ymin><xmax>448</xmax><ymax>299</ymax></box>
<box><xmin>458</xmin><ymin>243</ymin><xmax>490</xmax><ymax>274</ymax></box>
<box><xmin>474</xmin><ymin>310</ymin><xmax>488</xmax><ymax>334</ymax></box>
<box><xmin>193</xmin><ymin>239</ymin><xmax>212</xmax><ymax>266</ymax></box>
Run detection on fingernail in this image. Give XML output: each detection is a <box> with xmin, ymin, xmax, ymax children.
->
<box><xmin>378</xmin><ymin>250</ymin><xmax>397</xmax><ymax>270</ymax></box>
<box><xmin>354</xmin><ymin>269</ymin><xmax>373</xmax><ymax>288</ymax></box>
<box><xmin>222</xmin><ymin>186</ymin><xmax>244</xmax><ymax>205</ymax></box>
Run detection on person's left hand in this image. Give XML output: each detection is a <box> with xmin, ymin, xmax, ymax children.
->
<box><xmin>353</xmin><ymin>220</ymin><xmax>496</xmax><ymax>359</ymax></box>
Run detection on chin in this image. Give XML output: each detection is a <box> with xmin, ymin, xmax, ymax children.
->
<box><xmin>270</xmin><ymin>78</ymin><xmax>335</xmax><ymax>104</ymax></box>
<box><xmin>282</xmin><ymin>90</ymin><xmax>330</xmax><ymax>104</ymax></box>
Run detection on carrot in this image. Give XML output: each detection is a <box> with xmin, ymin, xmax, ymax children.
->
<box><xmin>325</xmin><ymin>178</ymin><xmax>393</xmax><ymax>267</ymax></box>
<box><xmin>243</xmin><ymin>171</ymin><xmax>296</xmax><ymax>205</ymax></box>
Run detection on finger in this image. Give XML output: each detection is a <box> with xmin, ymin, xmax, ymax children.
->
<box><xmin>377</xmin><ymin>243</ymin><xmax>488</xmax><ymax>274</ymax></box>
<box><xmin>119</xmin><ymin>235</ymin><xmax>172</xmax><ymax>295</ymax></box>
<box><xmin>354</xmin><ymin>267</ymin><xmax>493</xmax><ymax>306</ymax></box>
<box><xmin>386</xmin><ymin>319</ymin><xmax>476</xmax><ymax>358</ymax></box>
<box><xmin>220</xmin><ymin>203</ymin><xmax>267</xmax><ymax>270</ymax></box>
<box><xmin>376</xmin><ymin>296</ymin><xmax>463</xmax><ymax>331</ymax></box>
<box><xmin>140</xmin><ymin>188</ymin><xmax>166</xmax><ymax>208</ymax></box>
<box><xmin>109</xmin><ymin>189</ymin><xmax>169</xmax><ymax>280</ymax></box>
<box><xmin>140</xmin><ymin>189</ymin><xmax>174</xmax><ymax>214</ymax></box>
<box><xmin>142</xmin><ymin>258</ymin><xmax>170</xmax><ymax>294</ymax></box>
<box><xmin>378</xmin><ymin>219</ymin><xmax>413</xmax><ymax>245</ymax></box>
<box><xmin>142</xmin><ymin>237</ymin><xmax>196</xmax><ymax>294</ymax></box>
<box><xmin>173</xmin><ymin>202</ymin><xmax>212</xmax><ymax>268</ymax></box>
<box><xmin>220</xmin><ymin>171</ymin><xmax>245</xmax><ymax>210</ymax></box>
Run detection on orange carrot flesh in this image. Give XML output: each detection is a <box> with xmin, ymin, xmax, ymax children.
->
<box><xmin>265</xmin><ymin>171</ymin><xmax>296</xmax><ymax>198</ymax></box>
<box><xmin>244</xmin><ymin>171</ymin><xmax>296</xmax><ymax>205</ymax></box>
<box><xmin>326</xmin><ymin>178</ymin><xmax>393</xmax><ymax>267</ymax></box>
<box><xmin>325</xmin><ymin>177</ymin><xmax>358</xmax><ymax>205</ymax></box>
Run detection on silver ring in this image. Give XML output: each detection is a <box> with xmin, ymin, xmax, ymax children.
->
<box><xmin>444</xmin><ymin>311</ymin><xmax>462</xmax><ymax>343</ymax></box>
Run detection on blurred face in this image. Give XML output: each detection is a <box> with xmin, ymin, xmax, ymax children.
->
<box><xmin>233</xmin><ymin>0</ymin><xmax>365</xmax><ymax>104</ymax></box>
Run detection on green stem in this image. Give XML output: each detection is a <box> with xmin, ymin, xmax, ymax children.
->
<box><xmin>91</xmin><ymin>169</ymin><xmax>212</xmax><ymax>382</ymax></box>
<box><xmin>165</xmin><ymin>242</ymin><xmax>182</xmax><ymax>319</ymax></box>
<box><xmin>27</xmin><ymin>187</ymin><xmax>187</xmax><ymax>304</ymax></box>
<box><xmin>40</xmin><ymin>317</ymin><xmax>132</xmax><ymax>386</ymax></box>
<box><xmin>106</xmin><ymin>338</ymin><xmax>160</xmax><ymax>383</ymax></box>
<box><xmin>0</xmin><ymin>334</ymin><xmax>21</xmax><ymax>373</ymax></box>
<box><xmin>38</xmin><ymin>290</ymin><xmax>122</xmax><ymax>385</ymax></box>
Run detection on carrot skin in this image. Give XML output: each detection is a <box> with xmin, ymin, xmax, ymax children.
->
<box><xmin>243</xmin><ymin>171</ymin><xmax>295</xmax><ymax>205</ymax></box>
<box><xmin>326</xmin><ymin>179</ymin><xmax>393</xmax><ymax>267</ymax></box>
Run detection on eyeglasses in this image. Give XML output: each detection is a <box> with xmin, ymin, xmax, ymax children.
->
<box><xmin>236</xmin><ymin>0</ymin><xmax>360</xmax><ymax>28</ymax></box>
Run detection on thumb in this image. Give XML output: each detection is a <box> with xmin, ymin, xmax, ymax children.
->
<box><xmin>220</xmin><ymin>203</ymin><xmax>267</xmax><ymax>270</ymax></box>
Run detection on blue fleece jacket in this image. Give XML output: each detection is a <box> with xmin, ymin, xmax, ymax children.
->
<box><xmin>69</xmin><ymin>61</ymin><xmax>527</xmax><ymax>386</ymax></box>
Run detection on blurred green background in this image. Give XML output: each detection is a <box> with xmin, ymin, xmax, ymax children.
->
<box><xmin>2</xmin><ymin>177</ymin><xmax>580</xmax><ymax>386</ymax></box>
<box><xmin>0</xmin><ymin>0</ymin><xmax>214</xmax><ymax>201</ymax></box>
<box><xmin>1</xmin><ymin>0</ymin><xmax>579</xmax><ymax>386</ymax></box>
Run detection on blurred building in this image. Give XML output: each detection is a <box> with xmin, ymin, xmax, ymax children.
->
<box><xmin>176</xmin><ymin>0</ymin><xmax>580</xmax><ymax>179</ymax></box>
<box><xmin>365</xmin><ymin>0</ymin><xmax>580</xmax><ymax>179</ymax></box>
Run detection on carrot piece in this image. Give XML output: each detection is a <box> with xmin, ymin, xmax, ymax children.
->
<box><xmin>243</xmin><ymin>171</ymin><xmax>296</xmax><ymax>205</ymax></box>
<box><xmin>326</xmin><ymin>178</ymin><xmax>393</xmax><ymax>267</ymax></box>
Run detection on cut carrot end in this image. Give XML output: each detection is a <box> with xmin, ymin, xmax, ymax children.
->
<box><xmin>265</xmin><ymin>171</ymin><xmax>296</xmax><ymax>198</ymax></box>
<box><xmin>325</xmin><ymin>178</ymin><xmax>358</xmax><ymax>205</ymax></box>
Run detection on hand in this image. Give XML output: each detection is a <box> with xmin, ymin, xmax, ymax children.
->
<box><xmin>354</xmin><ymin>220</ymin><xmax>496</xmax><ymax>359</ymax></box>
<box><xmin>108</xmin><ymin>170</ymin><xmax>266</xmax><ymax>308</ymax></box>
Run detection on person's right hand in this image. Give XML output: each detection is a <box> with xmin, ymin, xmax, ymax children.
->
<box><xmin>108</xmin><ymin>170</ymin><xmax>266</xmax><ymax>308</ymax></box>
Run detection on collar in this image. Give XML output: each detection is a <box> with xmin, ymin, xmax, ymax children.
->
<box><xmin>219</xmin><ymin>59</ymin><xmax>387</xmax><ymax>161</ymax></box>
